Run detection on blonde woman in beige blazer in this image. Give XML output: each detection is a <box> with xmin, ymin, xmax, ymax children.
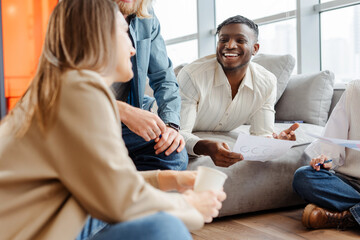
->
<box><xmin>0</xmin><ymin>0</ymin><xmax>226</xmax><ymax>239</ymax></box>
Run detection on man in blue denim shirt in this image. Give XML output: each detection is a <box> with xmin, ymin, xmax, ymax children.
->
<box><xmin>112</xmin><ymin>0</ymin><xmax>188</xmax><ymax>171</ymax></box>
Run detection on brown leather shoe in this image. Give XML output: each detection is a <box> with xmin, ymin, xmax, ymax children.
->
<box><xmin>302</xmin><ymin>204</ymin><xmax>357</xmax><ymax>229</ymax></box>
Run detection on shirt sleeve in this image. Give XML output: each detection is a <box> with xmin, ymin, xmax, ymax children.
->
<box><xmin>139</xmin><ymin>170</ymin><xmax>160</xmax><ymax>189</ymax></box>
<box><xmin>249</xmin><ymin>76</ymin><xmax>276</xmax><ymax>137</ymax></box>
<box><xmin>178</xmin><ymin>69</ymin><xmax>202</xmax><ymax>156</ymax></box>
<box><xmin>147</xmin><ymin>11</ymin><xmax>181</xmax><ymax>125</ymax></box>
<box><xmin>305</xmin><ymin>93</ymin><xmax>348</xmax><ymax>167</ymax></box>
<box><xmin>48</xmin><ymin>78</ymin><xmax>203</xmax><ymax>230</ymax></box>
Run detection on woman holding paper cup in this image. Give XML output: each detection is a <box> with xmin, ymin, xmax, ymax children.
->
<box><xmin>293</xmin><ymin>80</ymin><xmax>360</xmax><ymax>230</ymax></box>
<box><xmin>0</xmin><ymin>0</ymin><xmax>226</xmax><ymax>239</ymax></box>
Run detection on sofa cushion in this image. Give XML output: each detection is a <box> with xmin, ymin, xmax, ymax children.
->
<box><xmin>275</xmin><ymin>70</ymin><xmax>335</xmax><ymax>126</ymax></box>
<box><xmin>252</xmin><ymin>54</ymin><xmax>295</xmax><ymax>103</ymax></box>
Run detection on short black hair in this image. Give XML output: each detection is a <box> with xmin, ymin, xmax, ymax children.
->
<box><xmin>216</xmin><ymin>15</ymin><xmax>259</xmax><ymax>40</ymax></box>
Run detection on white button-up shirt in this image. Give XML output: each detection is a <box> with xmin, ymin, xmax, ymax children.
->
<box><xmin>305</xmin><ymin>80</ymin><xmax>360</xmax><ymax>180</ymax></box>
<box><xmin>178</xmin><ymin>54</ymin><xmax>276</xmax><ymax>155</ymax></box>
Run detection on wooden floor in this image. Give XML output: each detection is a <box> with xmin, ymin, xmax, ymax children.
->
<box><xmin>191</xmin><ymin>206</ymin><xmax>360</xmax><ymax>240</ymax></box>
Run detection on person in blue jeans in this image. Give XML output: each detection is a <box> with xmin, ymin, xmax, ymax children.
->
<box><xmin>293</xmin><ymin>80</ymin><xmax>360</xmax><ymax>230</ymax></box>
<box><xmin>112</xmin><ymin>0</ymin><xmax>188</xmax><ymax>171</ymax></box>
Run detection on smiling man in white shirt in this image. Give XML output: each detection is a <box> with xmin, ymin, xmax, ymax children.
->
<box><xmin>178</xmin><ymin>15</ymin><xmax>297</xmax><ymax>167</ymax></box>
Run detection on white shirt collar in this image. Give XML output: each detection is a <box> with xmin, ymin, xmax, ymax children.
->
<box><xmin>214</xmin><ymin>62</ymin><xmax>254</xmax><ymax>91</ymax></box>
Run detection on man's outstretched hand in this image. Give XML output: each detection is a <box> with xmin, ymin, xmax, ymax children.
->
<box><xmin>194</xmin><ymin>140</ymin><xmax>244</xmax><ymax>167</ymax></box>
<box><xmin>272</xmin><ymin>123</ymin><xmax>300</xmax><ymax>141</ymax></box>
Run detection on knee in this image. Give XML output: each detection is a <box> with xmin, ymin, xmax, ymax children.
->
<box><xmin>147</xmin><ymin>212</ymin><xmax>191</xmax><ymax>240</ymax></box>
<box><xmin>167</xmin><ymin>148</ymin><xmax>188</xmax><ymax>171</ymax></box>
<box><xmin>177</xmin><ymin>149</ymin><xmax>189</xmax><ymax>170</ymax></box>
<box><xmin>292</xmin><ymin>166</ymin><xmax>314</xmax><ymax>194</ymax></box>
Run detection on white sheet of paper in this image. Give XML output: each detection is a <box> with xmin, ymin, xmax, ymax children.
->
<box><xmin>232</xmin><ymin>134</ymin><xmax>295</xmax><ymax>161</ymax></box>
<box><xmin>307</xmin><ymin>133</ymin><xmax>360</xmax><ymax>152</ymax></box>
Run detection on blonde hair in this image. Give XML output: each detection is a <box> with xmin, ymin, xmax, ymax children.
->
<box><xmin>4</xmin><ymin>0</ymin><xmax>119</xmax><ymax>136</ymax></box>
<box><xmin>115</xmin><ymin>0</ymin><xmax>152</xmax><ymax>18</ymax></box>
<box><xmin>136</xmin><ymin>0</ymin><xmax>152</xmax><ymax>18</ymax></box>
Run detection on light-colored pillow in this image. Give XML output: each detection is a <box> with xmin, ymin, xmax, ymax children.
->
<box><xmin>275</xmin><ymin>70</ymin><xmax>335</xmax><ymax>126</ymax></box>
<box><xmin>252</xmin><ymin>54</ymin><xmax>295</xmax><ymax>103</ymax></box>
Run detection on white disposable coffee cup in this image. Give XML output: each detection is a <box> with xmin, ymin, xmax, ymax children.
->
<box><xmin>194</xmin><ymin>166</ymin><xmax>228</xmax><ymax>192</ymax></box>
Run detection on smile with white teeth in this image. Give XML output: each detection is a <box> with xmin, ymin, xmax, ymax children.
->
<box><xmin>223</xmin><ymin>53</ymin><xmax>239</xmax><ymax>57</ymax></box>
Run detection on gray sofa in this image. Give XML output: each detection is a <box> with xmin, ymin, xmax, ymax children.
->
<box><xmin>184</xmin><ymin>55</ymin><xmax>345</xmax><ymax>217</ymax></box>
<box><xmin>187</xmin><ymin>97</ymin><xmax>342</xmax><ymax>217</ymax></box>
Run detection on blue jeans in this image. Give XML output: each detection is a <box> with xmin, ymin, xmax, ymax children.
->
<box><xmin>293</xmin><ymin>166</ymin><xmax>360</xmax><ymax>225</ymax></box>
<box><xmin>76</xmin><ymin>212</ymin><xmax>192</xmax><ymax>240</ymax></box>
<box><xmin>122</xmin><ymin>125</ymin><xmax>188</xmax><ymax>171</ymax></box>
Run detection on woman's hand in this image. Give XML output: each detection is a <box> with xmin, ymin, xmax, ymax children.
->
<box><xmin>158</xmin><ymin>170</ymin><xmax>197</xmax><ymax>192</ymax></box>
<box><xmin>310</xmin><ymin>154</ymin><xmax>332</xmax><ymax>171</ymax></box>
<box><xmin>182</xmin><ymin>189</ymin><xmax>226</xmax><ymax>223</ymax></box>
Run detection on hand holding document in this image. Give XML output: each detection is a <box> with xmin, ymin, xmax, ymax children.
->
<box><xmin>307</xmin><ymin>133</ymin><xmax>360</xmax><ymax>152</ymax></box>
<box><xmin>232</xmin><ymin>134</ymin><xmax>295</xmax><ymax>161</ymax></box>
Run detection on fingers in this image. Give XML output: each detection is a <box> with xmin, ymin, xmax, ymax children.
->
<box><xmin>323</xmin><ymin>161</ymin><xmax>332</xmax><ymax>170</ymax></box>
<box><xmin>213</xmin><ymin>157</ymin><xmax>241</xmax><ymax>167</ymax></box>
<box><xmin>288</xmin><ymin>131</ymin><xmax>296</xmax><ymax>141</ymax></box>
<box><xmin>154</xmin><ymin>131</ymin><xmax>172</xmax><ymax>154</ymax></box>
<box><xmin>216</xmin><ymin>190</ymin><xmax>227</xmax><ymax>202</ymax></box>
<box><xmin>154</xmin><ymin>129</ymin><xmax>184</xmax><ymax>156</ymax></box>
<box><xmin>283</xmin><ymin>123</ymin><xmax>300</xmax><ymax>134</ymax></box>
<box><xmin>156</xmin><ymin>117</ymin><xmax>167</xmax><ymax>134</ymax></box>
<box><xmin>275</xmin><ymin>123</ymin><xmax>299</xmax><ymax>141</ymax></box>
<box><xmin>203</xmin><ymin>191</ymin><xmax>223</xmax><ymax>223</ymax></box>
<box><xmin>277</xmin><ymin>131</ymin><xmax>296</xmax><ymax>141</ymax></box>
<box><xmin>225</xmin><ymin>151</ymin><xmax>244</xmax><ymax>160</ymax></box>
<box><xmin>165</xmin><ymin>134</ymin><xmax>182</xmax><ymax>156</ymax></box>
<box><xmin>147</xmin><ymin>129</ymin><xmax>158</xmax><ymax>140</ymax></box>
<box><xmin>183</xmin><ymin>189</ymin><xmax>225</xmax><ymax>224</ymax></box>
<box><xmin>176</xmin><ymin>137</ymin><xmax>186</xmax><ymax>153</ymax></box>
<box><xmin>290</xmin><ymin>122</ymin><xmax>300</xmax><ymax>131</ymax></box>
<box><xmin>219</xmin><ymin>145</ymin><xmax>243</xmax><ymax>160</ymax></box>
<box><xmin>222</xmin><ymin>142</ymin><xmax>230</xmax><ymax>150</ymax></box>
<box><xmin>212</xmin><ymin>146</ymin><xmax>243</xmax><ymax>167</ymax></box>
<box><xmin>310</xmin><ymin>154</ymin><xmax>327</xmax><ymax>171</ymax></box>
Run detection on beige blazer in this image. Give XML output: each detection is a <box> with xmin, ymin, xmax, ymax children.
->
<box><xmin>0</xmin><ymin>70</ymin><xmax>203</xmax><ymax>240</ymax></box>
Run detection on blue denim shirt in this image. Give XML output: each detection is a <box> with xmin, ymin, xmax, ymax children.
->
<box><xmin>124</xmin><ymin>10</ymin><xmax>180</xmax><ymax>125</ymax></box>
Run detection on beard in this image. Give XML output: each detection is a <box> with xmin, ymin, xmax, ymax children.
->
<box><xmin>216</xmin><ymin>55</ymin><xmax>250</xmax><ymax>72</ymax></box>
<box><xmin>116</xmin><ymin>1</ymin><xmax>138</xmax><ymax>16</ymax></box>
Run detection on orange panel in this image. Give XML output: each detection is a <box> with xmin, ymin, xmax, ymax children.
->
<box><xmin>2</xmin><ymin>0</ymin><xmax>58</xmax><ymax>110</ymax></box>
<box><xmin>7</xmin><ymin>96</ymin><xmax>20</xmax><ymax>110</ymax></box>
